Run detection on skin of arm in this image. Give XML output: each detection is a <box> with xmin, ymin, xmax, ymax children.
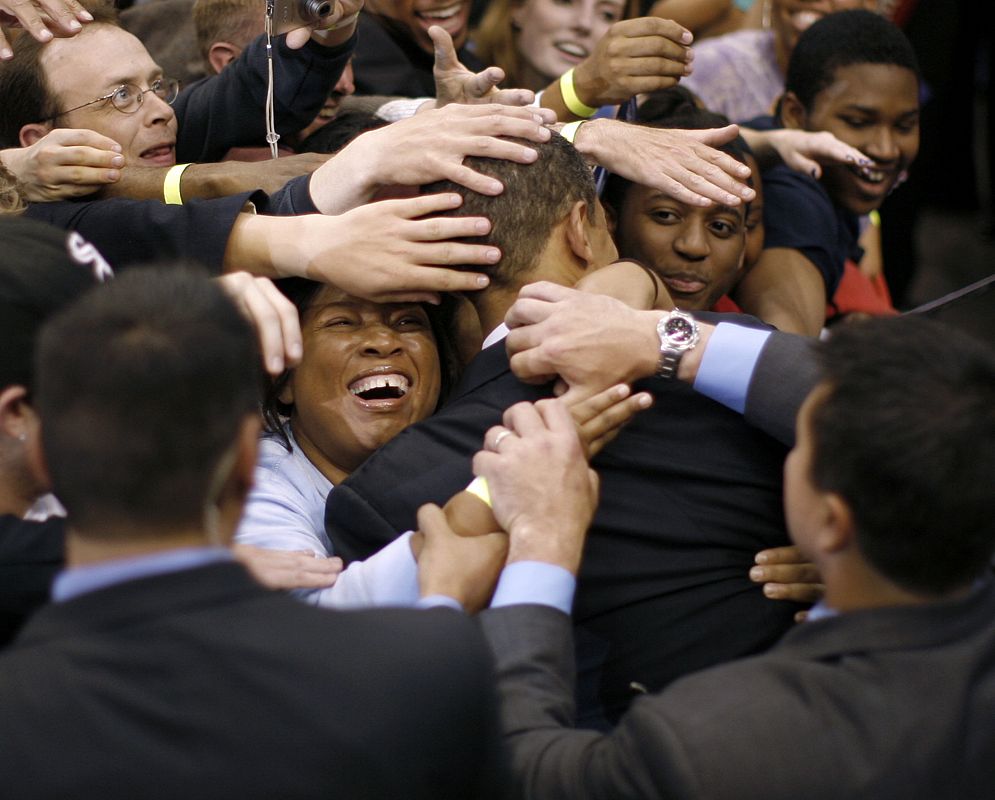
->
<box><xmin>732</xmin><ymin>247</ymin><xmax>827</xmax><ymax>336</ymax></box>
<box><xmin>98</xmin><ymin>154</ymin><xmax>332</xmax><ymax>202</ymax></box>
<box><xmin>648</xmin><ymin>0</ymin><xmax>736</xmax><ymax>34</ymax></box>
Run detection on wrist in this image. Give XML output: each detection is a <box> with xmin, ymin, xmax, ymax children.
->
<box><xmin>675</xmin><ymin>321</ymin><xmax>713</xmax><ymax>384</ymax></box>
<box><xmin>506</xmin><ymin>526</ymin><xmax>583</xmax><ymax>575</ymax></box>
<box><xmin>570</xmin><ymin>117</ymin><xmax>612</xmax><ymax>167</ymax></box>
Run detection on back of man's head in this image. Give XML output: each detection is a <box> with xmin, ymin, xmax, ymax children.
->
<box><xmin>35</xmin><ymin>268</ymin><xmax>259</xmax><ymax>535</ymax></box>
<box><xmin>811</xmin><ymin>317</ymin><xmax>995</xmax><ymax>595</ymax></box>
<box><xmin>785</xmin><ymin>9</ymin><xmax>919</xmax><ymax>112</ymax></box>
<box><xmin>192</xmin><ymin>0</ymin><xmax>263</xmax><ymax>65</ymax></box>
<box><xmin>423</xmin><ymin>133</ymin><xmax>596</xmax><ymax>290</ymax></box>
<box><xmin>0</xmin><ymin>1</ymin><xmax>119</xmax><ymax>148</ymax></box>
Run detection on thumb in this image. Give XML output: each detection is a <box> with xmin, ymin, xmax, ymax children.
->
<box><xmin>429</xmin><ymin>25</ymin><xmax>459</xmax><ymax>73</ymax></box>
<box><xmin>687</xmin><ymin>123</ymin><xmax>740</xmax><ymax>147</ymax></box>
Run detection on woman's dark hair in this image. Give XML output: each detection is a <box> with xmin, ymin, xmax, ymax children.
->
<box><xmin>261</xmin><ymin>278</ymin><xmax>461</xmax><ymax>449</ymax></box>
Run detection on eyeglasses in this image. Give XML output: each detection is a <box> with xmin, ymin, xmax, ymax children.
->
<box><xmin>47</xmin><ymin>78</ymin><xmax>180</xmax><ymax>121</ymax></box>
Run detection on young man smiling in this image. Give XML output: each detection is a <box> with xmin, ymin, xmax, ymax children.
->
<box><xmin>732</xmin><ymin>9</ymin><xmax>920</xmax><ymax>335</ymax></box>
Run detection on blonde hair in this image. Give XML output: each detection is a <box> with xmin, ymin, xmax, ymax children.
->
<box><xmin>0</xmin><ymin>163</ymin><xmax>26</xmax><ymax>216</ymax></box>
<box><xmin>473</xmin><ymin>0</ymin><xmax>640</xmax><ymax>90</ymax></box>
<box><xmin>192</xmin><ymin>0</ymin><xmax>265</xmax><ymax>63</ymax></box>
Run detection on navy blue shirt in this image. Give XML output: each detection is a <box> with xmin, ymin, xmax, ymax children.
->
<box><xmin>749</xmin><ymin>116</ymin><xmax>862</xmax><ymax>296</ymax></box>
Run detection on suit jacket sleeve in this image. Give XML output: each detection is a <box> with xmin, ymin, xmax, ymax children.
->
<box><xmin>480</xmin><ymin>605</ymin><xmax>700</xmax><ymax>800</ymax></box>
<box><xmin>173</xmin><ymin>33</ymin><xmax>356</xmax><ymax>163</ymax></box>
<box><xmin>744</xmin><ymin>331</ymin><xmax>821</xmax><ymax>447</ymax></box>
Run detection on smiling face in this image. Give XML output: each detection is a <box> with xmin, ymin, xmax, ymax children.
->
<box><xmin>511</xmin><ymin>0</ymin><xmax>627</xmax><ymax>88</ymax></box>
<box><xmin>40</xmin><ymin>24</ymin><xmax>178</xmax><ymax>167</ymax></box>
<box><xmin>282</xmin><ymin>287</ymin><xmax>442</xmax><ymax>484</ymax></box>
<box><xmin>612</xmin><ymin>186</ymin><xmax>746</xmax><ymax>310</ymax></box>
<box><xmin>794</xmin><ymin>62</ymin><xmax>919</xmax><ymax>216</ymax></box>
<box><xmin>365</xmin><ymin>0</ymin><xmax>472</xmax><ymax>53</ymax></box>
<box><xmin>771</xmin><ymin>0</ymin><xmax>874</xmax><ymax>72</ymax></box>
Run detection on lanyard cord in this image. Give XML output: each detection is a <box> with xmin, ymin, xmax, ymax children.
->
<box><xmin>264</xmin><ymin>0</ymin><xmax>281</xmax><ymax>159</ymax></box>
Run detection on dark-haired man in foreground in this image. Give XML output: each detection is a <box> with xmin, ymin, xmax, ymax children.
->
<box><xmin>0</xmin><ymin>268</ymin><xmax>505</xmax><ymax>799</ymax></box>
<box><xmin>327</xmin><ymin>133</ymin><xmax>799</xmax><ymax>727</ymax></box>
<box><xmin>464</xmin><ymin>315</ymin><xmax>995</xmax><ymax>799</ymax></box>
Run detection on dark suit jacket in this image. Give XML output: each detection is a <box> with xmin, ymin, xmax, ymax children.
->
<box><xmin>481</xmin><ymin>580</ymin><xmax>995</xmax><ymax>799</ymax></box>
<box><xmin>0</xmin><ymin>562</ymin><xmax>505</xmax><ymax>799</ymax></box>
<box><xmin>328</xmin><ymin>329</ymin><xmax>805</xmax><ymax>725</ymax></box>
<box><xmin>0</xmin><ymin>515</ymin><xmax>64</xmax><ymax>648</ymax></box>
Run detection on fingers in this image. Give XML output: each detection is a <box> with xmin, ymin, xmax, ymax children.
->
<box><xmin>502</xmin><ymin>400</ymin><xmax>547</xmax><ymax>438</ymax></box>
<box><xmin>750</xmin><ymin>563</ymin><xmax>823</xmax><ymax>586</ymax></box>
<box><xmin>612</xmin><ymin>15</ymin><xmax>693</xmax><ymax>46</ymax></box>
<box><xmin>218</xmin><ymin>273</ymin><xmax>303</xmax><ymax>375</ymax></box>
<box><xmin>759</xmin><ymin>581</ymin><xmax>826</xmax><ymax>604</ymax></box>
<box><xmin>567</xmin><ymin>384</ymin><xmax>652</xmax><ymax>456</ymax></box>
<box><xmin>487</xmin><ymin>87</ymin><xmax>536</xmax><ymax>107</ymax></box>
<box><xmin>5</xmin><ymin>0</ymin><xmax>53</xmax><ymax>42</ymax></box>
<box><xmin>284</xmin><ymin>25</ymin><xmax>311</xmax><ymax>49</ymax></box>
<box><xmin>37</xmin><ymin>0</ymin><xmax>85</xmax><ymax>35</ymax></box>
<box><xmin>687</xmin><ymin>124</ymin><xmax>743</xmax><ymax>150</ymax></box>
<box><xmin>659</xmin><ymin>156</ymin><xmax>755</xmax><ymax>207</ymax></box>
<box><xmin>416</xmin><ymin>501</ymin><xmax>454</xmax><ymax>540</ymax></box>
<box><xmin>512</xmin><ymin>280</ymin><xmax>579</xmax><ymax>306</ymax></box>
<box><xmin>429</xmin><ymin>24</ymin><xmax>460</xmax><ymax>73</ymax></box>
<box><xmin>754</xmin><ymin>545</ymin><xmax>807</xmax><ymax>565</ymax></box>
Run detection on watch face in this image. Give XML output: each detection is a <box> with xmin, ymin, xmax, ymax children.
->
<box><xmin>664</xmin><ymin>315</ymin><xmax>695</xmax><ymax>344</ymax></box>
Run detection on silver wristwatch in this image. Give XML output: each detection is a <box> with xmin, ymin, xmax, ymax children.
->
<box><xmin>655</xmin><ymin>310</ymin><xmax>700</xmax><ymax>379</ymax></box>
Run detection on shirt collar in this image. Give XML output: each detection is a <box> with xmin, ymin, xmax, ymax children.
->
<box><xmin>52</xmin><ymin>546</ymin><xmax>233</xmax><ymax>602</ymax></box>
<box><xmin>481</xmin><ymin>322</ymin><xmax>510</xmax><ymax>351</ymax></box>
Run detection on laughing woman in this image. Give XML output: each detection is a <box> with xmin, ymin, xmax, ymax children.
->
<box><xmin>235</xmin><ymin>278</ymin><xmax>459</xmax><ymax>608</ymax></box>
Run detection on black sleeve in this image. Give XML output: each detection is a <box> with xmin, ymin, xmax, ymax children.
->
<box><xmin>0</xmin><ymin>515</ymin><xmax>65</xmax><ymax>648</ymax></box>
<box><xmin>173</xmin><ymin>32</ymin><xmax>357</xmax><ymax>163</ymax></box>
<box><xmin>24</xmin><ymin>192</ymin><xmax>262</xmax><ymax>274</ymax></box>
<box><xmin>761</xmin><ymin>165</ymin><xmax>852</xmax><ymax>297</ymax></box>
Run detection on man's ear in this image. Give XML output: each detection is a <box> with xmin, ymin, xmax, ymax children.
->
<box><xmin>818</xmin><ymin>493</ymin><xmax>856</xmax><ymax>554</ymax></box>
<box><xmin>0</xmin><ymin>386</ymin><xmax>32</xmax><ymax>441</ymax></box>
<box><xmin>19</xmin><ymin>123</ymin><xmax>53</xmax><ymax>148</ymax></box>
<box><xmin>564</xmin><ymin>199</ymin><xmax>596</xmax><ymax>268</ymax></box>
<box><xmin>207</xmin><ymin>41</ymin><xmax>241</xmax><ymax>75</ymax></box>
<box><xmin>779</xmin><ymin>91</ymin><xmax>808</xmax><ymax>131</ymax></box>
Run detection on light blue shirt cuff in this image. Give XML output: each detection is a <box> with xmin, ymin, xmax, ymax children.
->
<box><xmin>693</xmin><ymin>323</ymin><xmax>771</xmax><ymax>414</ymax></box>
<box><xmin>490</xmin><ymin>561</ymin><xmax>576</xmax><ymax>615</ymax></box>
<box><xmin>416</xmin><ymin>595</ymin><xmax>464</xmax><ymax>612</ymax></box>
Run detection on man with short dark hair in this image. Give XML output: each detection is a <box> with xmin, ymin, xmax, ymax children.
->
<box><xmin>327</xmin><ymin>134</ymin><xmax>799</xmax><ymax>726</ymax></box>
<box><xmin>0</xmin><ymin>268</ymin><xmax>505</xmax><ymax>798</ymax></box>
<box><xmin>461</xmin><ymin>315</ymin><xmax>995</xmax><ymax>799</ymax></box>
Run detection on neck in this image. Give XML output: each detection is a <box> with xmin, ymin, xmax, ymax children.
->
<box><xmin>65</xmin><ymin>525</ymin><xmax>216</xmax><ymax>568</ymax></box>
<box><xmin>470</xmin><ymin>284</ymin><xmax>523</xmax><ymax>345</ymax></box>
<box><xmin>289</xmin><ymin>419</ymin><xmax>351</xmax><ymax>486</ymax></box>
<box><xmin>0</xmin><ymin>462</ymin><xmax>42</xmax><ymax>518</ymax></box>
<box><xmin>820</xmin><ymin>552</ymin><xmax>970</xmax><ymax>613</ymax></box>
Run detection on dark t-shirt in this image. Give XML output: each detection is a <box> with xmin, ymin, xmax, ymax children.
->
<box><xmin>748</xmin><ymin>115</ymin><xmax>862</xmax><ymax>296</ymax></box>
<box><xmin>352</xmin><ymin>13</ymin><xmax>484</xmax><ymax>98</ymax></box>
<box><xmin>762</xmin><ymin>163</ymin><xmax>861</xmax><ymax>296</ymax></box>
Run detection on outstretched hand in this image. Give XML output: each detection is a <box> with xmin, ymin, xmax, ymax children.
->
<box><xmin>293</xmin><ymin>192</ymin><xmax>496</xmax><ymax>304</ymax></box>
<box><xmin>216</xmin><ymin>272</ymin><xmax>302</xmax><ymax>376</ymax></box>
<box><xmin>570</xmin><ymin>17</ymin><xmax>693</xmax><ymax>109</ymax></box>
<box><xmin>574</xmin><ymin>119</ymin><xmax>755</xmax><ymax>207</ymax></box>
<box><xmin>0</xmin><ymin>128</ymin><xmax>123</xmax><ymax>201</ymax></box>
<box><xmin>430</xmin><ymin>25</ymin><xmax>535</xmax><ymax>108</ymax></box>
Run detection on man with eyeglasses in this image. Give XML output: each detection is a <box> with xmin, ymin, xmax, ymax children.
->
<box><xmin>0</xmin><ymin>0</ymin><xmax>358</xmax><ymax>168</ymax></box>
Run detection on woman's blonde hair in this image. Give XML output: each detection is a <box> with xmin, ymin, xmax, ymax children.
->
<box><xmin>474</xmin><ymin>0</ymin><xmax>640</xmax><ymax>90</ymax></box>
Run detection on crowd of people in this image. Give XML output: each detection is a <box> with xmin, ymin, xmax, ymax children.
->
<box><xmin>0</xmin><ymin>0</ymin><xmax>992</xmax><ymax>797</ymax></box>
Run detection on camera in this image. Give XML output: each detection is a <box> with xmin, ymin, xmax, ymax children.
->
<box><xmin>271</xmin><ymin>0</ymin><xmax>334</xmax><ymax>34</ymax></box>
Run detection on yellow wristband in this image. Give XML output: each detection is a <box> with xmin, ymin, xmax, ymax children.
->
<box><xmin>559</xmin><ymin>68</ymin><xmax>597</xmax><ymax>118</ymax></box>
<box><xmin>163</xmin><ymin>163</ymin><xmax>191</xmax><ymax>205</ymax></box>
<box><xmin>868</xmin><ymin>210</ymin><xmax>881</xmax><ymax>227</ymax></box>
<box><xmin>465</xmin><ymin>476</ymin><xmax>492</xmax><ymax>508</ymax></box>
<box><xmin>559</xmin><ymin>120</ymin><xmax>586</xmax><ymax>144</ymax></box>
